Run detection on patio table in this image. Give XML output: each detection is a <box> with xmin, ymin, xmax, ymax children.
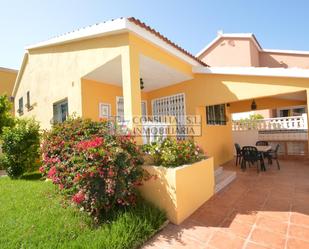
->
<box><xmin>256</xmin><ymin>145</ymin><xmax>272</xmax><ymax>153</ymax></box>
<box><xmin>256</xmin><ymin>145</ymin><xmax>272</xmax><ymax>171</ymax></box>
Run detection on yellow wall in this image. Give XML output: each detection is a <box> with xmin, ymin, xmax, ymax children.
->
<box><xmin>129</xmin><ymin>33</ymin><xmax>193</xmax><ymax>77</ymax></box>
<box><xmin>14</xmin><ymin>33</ymin><xmax>130</xmax><ymax>129</ymax></box>
<box><xmin>0</xmin><ymin>69</ymin><xmax>17</xmax><ymax>96</ymax></box>
<box><xmin>229</xmin><ymin>96</ymin><xmax>307</xmax><ymax>114</ymax></box>
<box><xmin>194</xmin><ymin>106</ymin><xmax>234</xmax><ymax>167</ymax></box>
<box><xmin>139</xmin><ymin>157</ymin><xmax>214</xmax><ymax>224</ymax></box>
<box><xmin>81</xmin><ymin>78</ymin><xmax>148</xmax><ymax>120</ymax></box>
<box><xmin>146</xmin><ymin>74</ymin><xmax>309</xmax><ymax>166</ymax></box>
<box><xmin>0</xmin><ymin>69</ymin><xmax>17</xmax><ymax>115</ymax></box>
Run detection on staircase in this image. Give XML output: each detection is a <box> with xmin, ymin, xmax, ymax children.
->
<box><xmin>215</xmin><ymin>167</ymin><xmax>236</xmax><ymax>193</ymax></box>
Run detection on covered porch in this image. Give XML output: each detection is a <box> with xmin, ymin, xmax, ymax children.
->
<box><xmin>80</xmin><ymin>49</ymin><xmax>194</xmax><ymax>142</ymax></box>
<box><xmin>231</xmin><ymin>90</ymin><xmax>309</xmax><ymax>160</ymax></box>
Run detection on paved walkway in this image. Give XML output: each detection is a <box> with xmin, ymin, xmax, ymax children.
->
<box><xmin>143</xmin><ymin>159</ymin><xmax>309</xmax><ymax>249</ymax></box>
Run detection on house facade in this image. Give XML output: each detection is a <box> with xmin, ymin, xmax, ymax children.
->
<box><xmin>13</xmin><ymin>17</ymin><xmax>309</xmax><ymax>167</ymax></box>
<box><xmin>197</xmin><ymin>32</ymin><xmax>309</xmax><ymax>120</ymax></box>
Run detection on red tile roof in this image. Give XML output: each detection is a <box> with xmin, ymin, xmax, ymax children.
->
<box><xmin>128</xmin><ymin>17</ymin><xmax>208</xmax><ymax>67</ymax></box>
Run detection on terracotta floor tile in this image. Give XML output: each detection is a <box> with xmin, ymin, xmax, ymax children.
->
<box><xmin>179</xmin><ymin>220</ymin><xmax>214</xmax><ymax>243</ymax></box>
<box><xmin>258</xmin><ymin>211</ymin><xmax>290</xmax><ymax>222</ymax></box>
<box><xmin>286</xmin><ymin>238</ymin><xmax>309</xmax><ymax>249</ymax></box>
<box><xmin>245</xmin><ymin>242</ymin><xmax>270</xmax><ymax>249</ymax></box>
<box><xmin>256</xmin><ymin>215</ymin><xmax>288</xmax><ymax>234</ymax></box>
<box><xmin>292</xmin><ymin>204</ymin><xmax>309</xmax><ymax>215</ymax></box>
<box><xmin>290</xmin><ymin>213</ymin><xmax>309</xmax><ymax>227</ymax></box>
<box><xmin>250</xmin><ymin>227</ymin><xmax>286</xmax><ymax>249</ymax></box>
<box><xmin>190</xmin><ymin>211</ymin><xmax>225</xmax><ymax>227</ymax></box>
<box><xmin>208</xmin><ymin>231</ymin><xmax>245</xmax><ymax>249</ymax></box>
<box><xmin>289</xmin><ymin>224</ymin><xmax>309</xmax><ymax>241</ymax></box>
<box><xmin>221</xmin><ymin>219</ymin><xmax>252</xmax><ymax>239</ymax></box>
<box><xmin>228</xmin><ymin>210</ymin><xmax>258</xmax><ymax>225</ymax></box>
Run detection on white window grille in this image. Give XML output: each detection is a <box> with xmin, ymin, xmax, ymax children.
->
<box><xmin>152</xmin><ymin>93</ymin><xmax>186</xmax><ymax>137</ymax></box>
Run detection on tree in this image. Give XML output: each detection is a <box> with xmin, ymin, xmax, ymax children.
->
<box><xmin>0</xmin><ymin>118</ymin><xmax>40</xmax><ymax>178</ymax></box>
<box><xmin>0</xmin><ymin>95</ymin><xmax>14</xmax><ymax>135</ymax></box>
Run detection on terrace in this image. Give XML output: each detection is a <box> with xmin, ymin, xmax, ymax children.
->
<box><xmin>143</xmin><ymin>158</ymin><xmax>309</xmax><ymax>249</ymax></box>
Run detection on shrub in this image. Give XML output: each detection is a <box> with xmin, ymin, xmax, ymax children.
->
<box><xmin>142</xmin><ymin>138</ymin><xmax>206</xmax><ymax>167</ymax></box>
<box><xmin>40</xmin><ymin>117</ymin><xmax>145</xmax><ymax>221</ymax></box>
<box><xmin>0</xmin><ymin>118</ymin><xmax>40</xmax><ymax>178</ymax></box>
<box><xmin>0</xmin><ymin>94</ymin><xmax>14</xmax><ymax>135</ymax></box>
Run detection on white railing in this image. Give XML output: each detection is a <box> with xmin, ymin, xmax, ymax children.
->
<box><xmin>232</xmin><ymin>114</ymin><xmax>308</xmax><ymax>131</ymax></box>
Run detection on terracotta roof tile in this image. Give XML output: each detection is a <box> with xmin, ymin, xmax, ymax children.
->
<box><xmin>127</xmin><ymin>17</ymin><xmax>208</xmax><ymax>67</ymax></box>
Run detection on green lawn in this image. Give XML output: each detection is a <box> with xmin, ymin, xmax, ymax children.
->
<box><xmin>0</xmin><ymin>176</ymin><xmax>166</xmax><ymax>249</ymax></box>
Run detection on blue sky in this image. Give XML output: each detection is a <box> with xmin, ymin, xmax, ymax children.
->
<box><xmin>1</xmin><ymin>0</ymin><xmax>309</xmax><ymax>69</ymax></box>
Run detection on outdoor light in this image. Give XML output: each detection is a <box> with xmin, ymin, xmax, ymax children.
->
<box><xmin>140</xmin><ymin>78</ymin><xmax>144</xmax><ymax>90</ymax></box>
<box><xmin>251</xmin><ymin>99</ymin><xmax>257</xmax><ymax>110</ymax></box>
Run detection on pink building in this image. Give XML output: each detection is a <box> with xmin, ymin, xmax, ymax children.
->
<box><xmin>197</xmin><ymin>32</ymin><xmax>309</xmax><ymax>119</ymax></box>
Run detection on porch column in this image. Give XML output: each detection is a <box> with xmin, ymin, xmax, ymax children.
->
<box><xmin>121</xmin><ymin>46</ymin><xmax>142</xmax><ymax>133</ymax></box>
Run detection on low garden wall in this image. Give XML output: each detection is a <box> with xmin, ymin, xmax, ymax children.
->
<box><xmin>138</xmin><ymin>157</ymin><xmax>214</xmax><ymax>224</ymax></box>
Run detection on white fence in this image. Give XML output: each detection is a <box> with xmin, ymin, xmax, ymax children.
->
<box><xmin>232</xmin><ymin>114</ymin><xmax>308</xmax><ymax>155</ymax></box>
<box><xmin>232</xmin><ymin>114</ymin><xmax>308</xmax><ymax>131</ymax></box>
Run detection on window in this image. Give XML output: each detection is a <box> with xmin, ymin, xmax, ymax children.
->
<box><xmin>26</xmin><ymin>91</ymin><xmax>31</xmax><ymax>109</ymax></box>
<box><xmin>53</xmin><ymin>99</ymin><xmax>68</xmax><ymax>124</ymax></box>
<box><xmin>278</xmin><ymin>106</ymin><xmax>306</xmax><ymax>117</ymax></box>
<box><xmin>116</xmin><ymin>97</ymin><xmax>147</xmax><ymax>122</ymax></box>
<box><xmin>18</xmin><ymin>97</ymin><xmax>23</xmax><ymax>115</ymax></box>
<box><xmin>99</xmin><ymin>103</ymin><xmax>111</xmax><ymax>119</ymax></box>
<box><xmin>206</xmin><ymin>104</ymin><xmax>226</xmax><ymax>125</ymax></box>
<box><xmin>152</xmin><ymin>93</ymin><xmax>186</xmax><ymax>137</ymax></box>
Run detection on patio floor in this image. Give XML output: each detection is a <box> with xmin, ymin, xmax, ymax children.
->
<box><xmin>143</xmin><ymin>159</ymin><xmax>309</xmax><ymax>249</ymax></box>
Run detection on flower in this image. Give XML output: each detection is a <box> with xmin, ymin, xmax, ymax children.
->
<box><xmin>76</xmin><ymin>137</ymin><xmax>103</xmax><ymax>150</ymax></box>
<box><xmin>47</xmin><ymin>166</ymin><xmax>57</xmax><ymax>178</ymax></box>
<box><xmin>72</xmin><ymin>191</ymin><xmax>85</xmax><ymax>204</ymax></box>
<box><xmin>73</xmin><ymin>173</ymin><xmax>82</xmax><ymax>182</ymax></box>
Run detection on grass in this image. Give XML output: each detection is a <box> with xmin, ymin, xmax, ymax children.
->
<box><xmin>0</xmin><ymin>177</ymin><xmax>166</xmax><ymax>249</ymax></box>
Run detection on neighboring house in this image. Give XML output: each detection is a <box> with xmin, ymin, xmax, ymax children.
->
<box><xmin>197</xmin><ymin>32</ymin><xmax>309</xmax><ymax>120</ymax></box>
<box><xmin>12</xmin><ymin>17</ymin><xmax>309</xmax><ymax>167</ymax></box>
<box><xmin>0</xmin><ymin>67</ymin><xmax>18</xmax><ymax>114</ymax></box>
<box><xmin>0</xmin><ymin>67</ymin><xmax>18</xmax><ymax>97</ymax></box>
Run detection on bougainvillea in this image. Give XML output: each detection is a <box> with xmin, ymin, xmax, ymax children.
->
<box><xmin>142</xmin><ymin>138</ymin><xmax>206</xmax><ymax>167</ymax></box>
<box><xmin>40</xmin><ymin>117</ymin><xmax>145</xmax><ymax>221</ymax></box>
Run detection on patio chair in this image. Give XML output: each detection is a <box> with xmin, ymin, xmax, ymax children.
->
<box><xmin>267</xmin><ymin>144</ymin><xmax>280</xmax><ymax>170</ymax></box>
<box><xmin>255</xmin><ymin>141</ymin><xmax>269</xmax><ymax>146</ymax></box>
<box><xmin>241</xmin><ymin>146</ymin><xmax>264</xmax><ymax>172</ymax></box>
<box><xmin>256</xmin><ymin>140</ymin><xmax>271</xmax><ymax>161</ymax></box>
<box><xmin>234</xmin><ymin>143</ymin><xmax>242</xmax><ymax>166</ymax></box>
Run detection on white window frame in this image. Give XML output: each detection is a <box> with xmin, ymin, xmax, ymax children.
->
<box><xmin>151</xmin><ymin>93</ymin><xmax>186</xmax><ymax>118</ymax></box>
<box><xmin>276</xmin><ymin>105</ymin><xmax>307</xmax><ymax>117</ymax></box>
<box><xmin>116</xmin><ymin>96</ymin><xmax>148</xmax><ymax>117</ymax></box>
<box><xmin>141</xmin><ymin>100</ymin><xmax>148</xmax><ymax>116</ymax></box>
<box><xmin>99</xmin><ymin>102</ymin><xmax>111</xmax><ymax>119</ymax></box>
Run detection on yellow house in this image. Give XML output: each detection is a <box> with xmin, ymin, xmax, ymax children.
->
<box><xmin>0</xmin><ymin>67</ymin><xmax>18</xmax><ymax>114</ymax></box>
<box><xmin>13</xmin><ymin>17</ymin><xmax>309</xmax><ymax>168</ymax></box>
<box><xmin>0</xmin><ymin>67</ymin><xmax>18</xmax><ymax>97</ymax></box>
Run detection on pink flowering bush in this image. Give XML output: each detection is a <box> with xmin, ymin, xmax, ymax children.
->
<box><xmin>40</xmin><ymin>117</ymin><xmax>145</xmax><ymax>221</ymax></box>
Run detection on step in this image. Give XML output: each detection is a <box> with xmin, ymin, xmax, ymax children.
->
<box><xmin>215</xmin><ymin>170</ymin><xmax>236</xmax><ymax>193</ymax></box>
<box><xmin>214</xmin><ymin>166</ymin><xmax>223</xmax><ymax>177</ymax></box>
